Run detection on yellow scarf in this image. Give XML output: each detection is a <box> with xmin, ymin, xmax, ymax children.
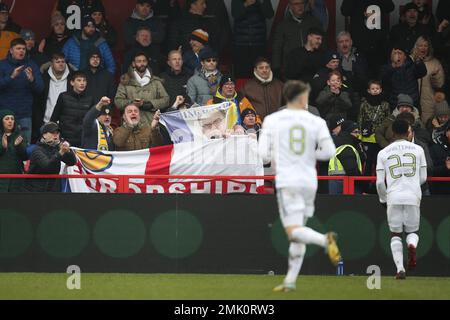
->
<box><xmin>96</xmin><ymin>120</ymin><xmax>113</xmax><ymax>151</ymax></box>
<box><xmin>214</xmin><ymin>91</ymin><xmax>240</xmax><ymax>129</ymax></box>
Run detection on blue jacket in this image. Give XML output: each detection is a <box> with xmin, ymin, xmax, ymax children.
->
<box><xmin>0</xmin><ymin>54</ymin><xmax>44</xmax><ymax>119</ymax></box>
<box><xmin>62</xmin><ymin>32</ymin><xmax>116</xmax><ymax>75</ymax></box>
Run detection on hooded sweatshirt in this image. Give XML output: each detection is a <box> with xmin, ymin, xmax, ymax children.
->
<box><xmin>45</xmin><ymin>65</ymin><xmax>71</xmax><ymax>122</ymax></box>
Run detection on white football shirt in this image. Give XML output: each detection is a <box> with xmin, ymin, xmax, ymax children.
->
<box><xmin>258</xmin><ymin>108</ymin><xmax>336</xmax><ymax>190</ymax></box>
<box><xmin>376</xmin><ymin>139</ymin><xmax>428</xmax><ymax>206</ymax></box>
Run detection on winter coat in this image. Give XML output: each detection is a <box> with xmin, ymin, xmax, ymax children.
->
<box><xmin>333</xmin><ymin>133</ymin><xmax>365</xmax><ymax>176</ymax></box>
<box><xmin>231</xmin><ymin>0</ymin><xmax>274</xmax><ymax>47</ymax></box>
<box><xmin>95</xmin><ymin>20</ymin><xmax>117</xmax><ymax>49</ymax></box>
<box><xmin>240</xmin><ymin>75</ymin><xmax>284</xmax><ymax>120</ymax></box>
<box><xmin>271</xmin><ymin>10</ymin><xmax>323</xmax><ymax>72</ymax></box>
<box><xmin>123</xmin><ymin>9</ymin><xmax>166</xmax><ymax>48</ymax></box>
<box><xmin>42</xmin><ymin>32</ymin><xmax>70</xmax><ymax>60</ymax></box>
<box><xmin>429</xmin><ymin>137</ymin><xmax>450</xmax><ymax>194</ymax></box>
<box><xmin>81</xmin><ymin>106</ymin><xmax>115</xmax><ymax>151</ymax></box>
<box><xmin>160</xmin><ymin>68</ymin><xmax>192</xmax><ymax>108</ymax></box>
<box><xmin>84</xmin><ymin>67</ymin><xmax>116</xmax><ymax>105</ymax></box>
<box><xmin>62</xmin><ymin>32</ymin><xmax>116</xmax><ymax>75</ymax></box>
<box><xmin>0</xmin><ymin>19</ymin><xmax>21</xmax><ymax>60</ymax></box>
<box><xmin>0</xmin><ymin>110</ymin><xmax>28</xmax><ymax>192</ymax></box>
<box><xmin>341</xmin><ymin>0</ymin><xmax>395</xmax><ymax>53</ymax></box>
<box><xmin>338</xmin><ymin>48</ymin><xmax>370</xmax><ymax>94</ymax></box>
<box><xmin>113</xmin><ymin>122</ymin><xmax>163</xmax><ymax>152</ymax></box>
<box><xmin>23</xmin><ymin>142</ymin><xmax>76</xmax><ymax>193</ymax></box>
<box><xmin>381</xmin><ymin>57</ymin><xmax>427</xmax><ymax>110</ymax></box>
<box><xmin>115</xmin><ymin>67</ymin><xmax>170</xmax><ymax>124</ymax></box>
<box><xmin>358</xmin><ymin>95</ymin><xmax>391</xmax><ymax>143</ymax></box>
<box><xmin>389</xmin><ymin>22</ymin><xmax>431</xmax><ymax>54</ymax></box>
<box><xmin>187</xmin><ymin>69</ymin><xmax>223</xmax><ymax>106</ymax></box>
<box><xmin>182</xmin><ymin>49</ymin><xmax>202</xmax><ymax>76</ymax></box>
<box><xmin>51</xmin><ymin>90</ymin><xmax>96</xmax><ymax>147</ymax></box>
<box><xmin>418</xmin><ymin>56</ymin><xmax>445</xmax><ymax>124</ymax></box>
<box><xmin>284</xmin><ymin>46</ymin><xmax>326</xmax><ymax>84</ymax></box>
<box><xmin>375</xmin><ymin>108</ymin><xmax>428</xmax><ymax>148</ymax></box>
<box><xmin>316</xmin><ymin>86</ymin><xmax>352</xmax><ymax>120</ymax></box>
<box><xmin>0</xmin><ymin>54</ymin><xmax>44</xmax><ymax>120</ymax></box>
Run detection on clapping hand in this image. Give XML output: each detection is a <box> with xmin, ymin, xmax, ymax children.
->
<box><xmin>24</xmin><ymin>67</ymin><xmax>34</xmax><ymax>82</ymax></box>
<box><xmin>1</xmin><ymin>134</ymin><xmax>8</xmax><ymax>149</ymax></box>
<box><xmin>14</xmin><ymin>136</ymin><xmax>23</xmax><ymax>147</ymax></box>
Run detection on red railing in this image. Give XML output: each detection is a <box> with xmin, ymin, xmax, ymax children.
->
<box><xmin>0</xmin><ymin>175</ymin><xmax>449</xmax><ymax>195</ymax></box>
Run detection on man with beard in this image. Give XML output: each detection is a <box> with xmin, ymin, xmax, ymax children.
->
<box><xmin>115</xmin><ymin>52</ymin><xmax>169</xmax><ymax>125</ymax></box>
<box><xmin>113</xmin><ymin>104</ymin><xmax>163</xmax><ymax>151</ymax></box>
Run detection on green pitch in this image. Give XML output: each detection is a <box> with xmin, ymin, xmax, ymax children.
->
<box><xmin>0</xmin><ymin>274</ymin><xmax>449</xmax><ymax>300</ymax></box>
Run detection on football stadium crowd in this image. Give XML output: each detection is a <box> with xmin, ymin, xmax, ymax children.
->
<box><xmin>0</xmin><ymin>0</ymin><xmax>449</xmax><ymax>194</ymax></box>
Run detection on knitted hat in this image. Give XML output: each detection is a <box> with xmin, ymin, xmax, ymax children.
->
<box><xmin>341</xmin><ymin>121</ymin><xmax>359</xmax><ymax>133</ymax></box>
<box><xmin>0</xmin><ymin>3</ymin><xmax>9</xmax><ymax>13</ymax></box>
<box><xmin>0</xmin><ymin>109</ymin><xmax>14</xmax><ymax>121</ymax></box>
<box><xmin>328</xmin><ymin>115</ymin><xmax>345</xmax><ymax>131</ymax></box>
<box><xmin>81</xmin><ymin>16</ymin><xmax>96</xmax><ymax>29</ymax></box>
<box><xmin>90</xmin><ymin>2</ymin><xmax>105</xmax><ymax>14</ymax></box>
<box><xmin>403</xmin><ymin>3</ymin><xmax>419</xmax><ymax>12</ymax></box>
<box><xmin>392</xmin><ymin>43</ymin><xmax>409</xmax><ymax>55</ymax></box>
<box><xmin>396</xmin><ymin>94</ymin><xmax>415</xmax><ymax>110</ymax></box>
<box><xmin>435</xmin><ymin>101</ymin><xmax>450</xmax><ymax>117</ymax></box>
<box><xmin>20</xmin><ymin>29</ymin><xmax>35</xmax><ymax>41</ymax></box>
<box><xmin>100</xmin><ymin>105</ymin><xmax>112</xmax><ymax>116</ymax></box>
<box><xmin>241</xmin><ymin>108</ymin><xmax>257</xmax><ymax>119</ymax></box>
<box><xmin>137</xmin><ymin>0</ymin><xmax>154</xmax><ymax>5</ymax></box>
<box><xmin>325</xmin><ymin>51</ymin><xmax>340</xmax><ymax>64</ymax></box>
<box><xmin>190</xmin><ymin>29</ymin><xmax>209</xmax><ymax>45</ymax></box>
<box><xmin>219</xmin><ymin>75</ymin><xmax>235</xmax><ymax>90</ymax></box>
<box><xmin>40</xmin><ymin>122</ymin><xmax>60</xmax><ymax>135</ymax></box>
<box><xmin>199</xmin><ymin>47</ymin><xmax>217</xmax><ymax>61</ymax></box>
<box><xmin>51</xmin><ymin>14</ymin><xmax>66</xmax><ymax>27</ymax></box>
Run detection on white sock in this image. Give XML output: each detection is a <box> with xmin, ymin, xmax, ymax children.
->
<box><xmin>391</xmin><ymin>236</ymin><xmax>405</xmax><ymax>273</ymax></box>
<box><xmin>291</xmin><ymin>227</ymin><xmax>327</xmax><ymax>248</ymax></box>
<box><xmin>406</xmin><ymin>233</ymin><xmax>419</xmax><ymax>248</ymax></box>
<box><xmin>284</xmin><ymin>243</ymin><xmax>306</xmax><ymax>285</ymax></box>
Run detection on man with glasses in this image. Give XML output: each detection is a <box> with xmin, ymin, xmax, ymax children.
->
<box><xmin>187</xmin><ymin>48</ymin><xmax>222</xmax><ymax>106</ymax></box>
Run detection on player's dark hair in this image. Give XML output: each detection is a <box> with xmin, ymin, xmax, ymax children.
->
<box><xmin>392</xmin><ymin>119</ymin><xmax>410</xmax><ymax>136</ymax></box>
<box><xmin>396</xmin><ymin>112</ymin><xmax>415</xmax><ymax>126</ymax></box>
<box><xmin>283</xmin><ymin>80</ymin><xmax>311</xmax><ymax>103</ymax></box>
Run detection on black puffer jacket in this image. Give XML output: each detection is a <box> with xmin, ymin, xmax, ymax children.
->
<box><xmin>232</xmin><ymin>0</ymin><xmax>274</xmax><ymax>47</ymax></box>
<box><xmin>50</xmin><ymin>90</ymin><xmax>95</xmax><ymax>147</ymax></box>
<box><xmin>23</xmin><ymin>142</ymin><xmax>76</xmax><ymax>193</ymax></box>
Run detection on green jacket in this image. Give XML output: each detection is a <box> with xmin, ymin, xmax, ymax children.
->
<box><xmin>0</xmin><ymin>112</ymin><xmax>28</xmax><ymax>192</ymax></box>
<box><xmin>115</xmin><ymin>67</ymin><xmax>170</xmax><ymax>124</ymax></box>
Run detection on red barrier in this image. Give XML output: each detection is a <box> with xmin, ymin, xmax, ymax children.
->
<box><xmin>0</xmin><ymin>175</ymin><xmax>448</xmax><ymax>195</ymax></box>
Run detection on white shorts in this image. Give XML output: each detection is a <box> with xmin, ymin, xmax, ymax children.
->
<box><xmin>276</xmin><ymin>187</ymin><xmax>316</xmax><ymax>228</ymax></box>
<box><xmin>387</xmin><ymin>205</ymin><xmax>420</xmax><ymax>233</ymax></box>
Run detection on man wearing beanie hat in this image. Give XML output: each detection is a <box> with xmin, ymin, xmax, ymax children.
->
<box><xmin>82</xmin><ymin>96</ymin><xmax>115</xmax><ymax>151</ymax></box>
<box><xmin>328</xmin><ymin>115</ymin><xmax>345</xmax><ymax>140</ymax></box>
<box><xmin>183</xmin><ymin>29</ymin><xmax>210</xmax><ymax>75</ymax></box>
<box><xmin>426</xmin><ymin>100</ymin><xmax>450</xmax><ymax>144</ymax></box>
<box><xmin>62</xmin><ymin>14</ymin><xmax>116</xmax><ymax>74</ymax></box>
<box><xmin>389</xmin><ymin>2</ymin><xmax>430</xmax><ymax>54</ymax></box>
<box><xmin>21</xmin><ymin>29</ymin><xmax>47</xmax><ymax>67</ymax></box>
<box><xmin>381</xmin><ymin>44</ymin><xmax>427</xmax><ymax>110</ymax></box>
<box><xmin>206</xmin><ymin>74</ymin><xmax>260</xmax><ymax>127</ymax></box>
<box><xmin>124</xmin><ymin>0</ymin><xmax>165</xmax><ymax>49</ymax></box>
<box><xmin>187</xmin><ymin>47</ymin><xmax>222</xmax><ymax>105</ymax></box>
<box><xmin>39</xmin><ymin>14</ymin><xmax>69</xmax><ymax>60</ymax></box>
<box><xmin>241</xmin><ymin>108</ymin><xmax>261</xmax><ymax>135</ymax></box>
<box><xmin>311</xmin><ymin>51</ymin><xmax>348</xmax><ymax>100</ymax></box>
<box><xmin>376</xmin><ymin>94</ymin><xmax>424</xmax><ymax>148</ymax></box>
<box><xmin>0</xmin><ymin>109</ymin><xmax>28</xmax><ymax>192</ymax></box>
